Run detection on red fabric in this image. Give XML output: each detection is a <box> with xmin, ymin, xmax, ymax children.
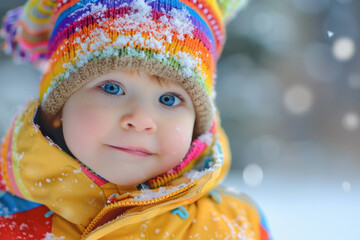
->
<box><xmin>0</xmin><ymin>205</ymin><xmax>52</xmax><ymax>239</ymax></box>
<box><xmin>260</xmin><ymin>225</ymin><xmax>270</xmax><ymax>240</ymax></box>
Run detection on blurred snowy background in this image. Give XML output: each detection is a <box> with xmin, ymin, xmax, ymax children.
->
<box><xmin>1</xmin><ymin>0</ymin><xmax>359</xmax><ymax>239</ymax></box>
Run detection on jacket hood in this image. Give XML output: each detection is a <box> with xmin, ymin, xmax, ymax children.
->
<box><xmin>0</xmin><ymin>100</ymin><xmax>231</xmax><ymax>237</ymax></box>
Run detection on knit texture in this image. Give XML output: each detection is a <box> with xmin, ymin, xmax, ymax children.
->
<box><xmin>2</xmin><ymin>0</ymin><xmax>248</xmax><ymax>136</ymax></box>
<box><xmin>1</xmin><ymin>0</ymin><xmax>55</xmax><ymax>67</ymax></box>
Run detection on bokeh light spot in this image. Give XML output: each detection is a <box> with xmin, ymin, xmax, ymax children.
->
<box><xmin>342</xmin><ymin>112</ymin><xmax>359</xmax><ymax>131</ymax></box>
<box><xmin>243</xmin><ymin>164</ymin><xmax>263</xmax><ymax>186</ymax></box>
<box><xmin>342</xmin><ymin>181</ymin><xmax>351</xmax><ymax>192</ymax></box>
<box><xmin>284</xmin><ymin>85</ymin><xmax>313</xmax><ymax>115</ymax></box>
<box><xmin>332</xmin><ymin>37</ymin><xmax>356</xmax><ymax>61</ymax></box>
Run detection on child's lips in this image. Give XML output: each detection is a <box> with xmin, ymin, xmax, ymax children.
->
<box><xmin>107</xmin><ymin>145</ymin><xmax>154</xmax><ymax>157</ymax></box>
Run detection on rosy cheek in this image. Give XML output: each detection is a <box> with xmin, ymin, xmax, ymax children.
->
<box><xmin>75</xmin><ymin>106</ymin><xmax>104</xmax><ymax>135</ymax></box>
<box><xmin>64</xmin><ymin>105</ymin><xmax>109</xmax><ymax>149</ymax></box>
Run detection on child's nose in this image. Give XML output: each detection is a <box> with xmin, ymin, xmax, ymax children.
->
<box><xmin>119</xmin><ymin>109</ymin><xmax>157</xmax><ymax>133</ymax></box>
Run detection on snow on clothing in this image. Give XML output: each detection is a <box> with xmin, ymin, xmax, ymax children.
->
<box><xmin>1</xmin><ymin>0</ymin><xmax>272</xmax><ymax>239</ymax></box>
<box><xmin>0</xmin><ymin>101</ymin><xmax>271</xmax><ymax>239</ymax></box>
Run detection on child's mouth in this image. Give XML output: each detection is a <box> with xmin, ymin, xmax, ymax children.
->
<box><xmin>107</xmin><ymin>145</ymin><xmax>154</xmax><ymax>157</ymax></box>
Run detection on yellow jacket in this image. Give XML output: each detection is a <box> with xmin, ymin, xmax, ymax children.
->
<box><xmin>0</xmin><ymin>101</ymin><xmax>270</xmax><ymax>240</ymax></box>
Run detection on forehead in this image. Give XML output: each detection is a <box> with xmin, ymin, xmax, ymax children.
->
<box><xmin>126</xmin><ymin>70</ymin><xmax>170</xmax><ymax>87</ymax></box>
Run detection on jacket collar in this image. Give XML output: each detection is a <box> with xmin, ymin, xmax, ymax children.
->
<box><xmin>0</xmin><ymin>101</ymin><xmax>229</xmax><ymax>228</ymax></box>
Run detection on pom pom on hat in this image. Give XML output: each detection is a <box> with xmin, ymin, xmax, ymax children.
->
<box><xmin>1</xmin><ymin>0</ymin><xmax>56</xmax><ymax>69</ymax></box>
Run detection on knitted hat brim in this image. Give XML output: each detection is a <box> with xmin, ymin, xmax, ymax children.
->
<box><xmin>40</xmin><ymin>56</ymin><xmax>213</xmax><ymax>136</ymax></box>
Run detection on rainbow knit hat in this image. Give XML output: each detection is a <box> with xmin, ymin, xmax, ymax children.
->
<box><xmin>2</xmin><ymin>0</ymin><xmax>248</xmax><ymax>136</ymax></box>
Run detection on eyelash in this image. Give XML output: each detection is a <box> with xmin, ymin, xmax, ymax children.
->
<box><xmin>163</xmin><ymin>92</ymin><xmax>185</xmax><ymax>108</ymax></box>
<box><xmin>97</xmin><ymin>80</ymin><xmax>125</xmax><ymax>97</ymax></box>
<box><xmin>97</xmin><ymin>80</ymin><xmax>186</xmax><ymax>106</ymax></box>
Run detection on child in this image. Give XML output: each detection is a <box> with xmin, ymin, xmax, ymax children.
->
<box><xmin>0</xmin><ymin>0</ymin><xmax>271</xmax><ymax>239</ymax></box>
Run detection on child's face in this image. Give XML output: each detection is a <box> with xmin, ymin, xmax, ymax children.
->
<box><xmin>61</xmin><ymin>71</ymin><xmax>195</xmax><ymax>186</ymax></box>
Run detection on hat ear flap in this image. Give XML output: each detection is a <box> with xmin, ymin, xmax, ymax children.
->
<box><xmin>1</xmin><ymin>0</ymin><xmax>56</xmax><ymax>69</ymax></box>
<box><xmin>217</xmin><ymin>0</ymin><xmax>249</xmax><ymax>23</ymax></box>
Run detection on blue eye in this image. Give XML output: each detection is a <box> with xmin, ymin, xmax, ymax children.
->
<box><xmin>159</xmin><ymin>94</ymin><xmax>181</xmax><ymax>107</ymax></box>
<box><xmin>101</xmin><ymin>83</ymin><xmax>124</xmax><ymax>95</ymax></box>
